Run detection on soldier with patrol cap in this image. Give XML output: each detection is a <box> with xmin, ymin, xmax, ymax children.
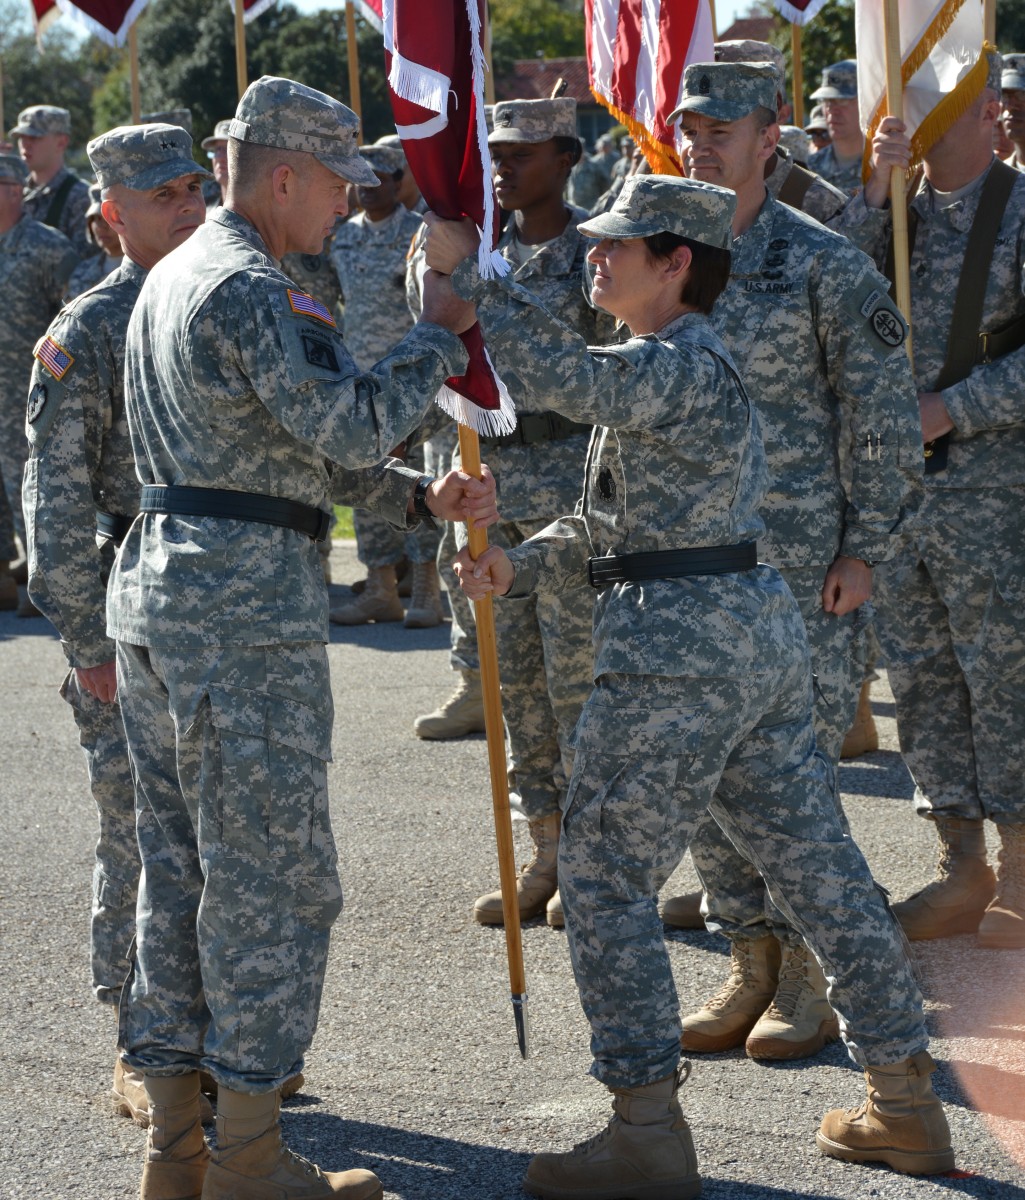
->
<box><xmin>1001</xmin><ymin>53</ymin><xmax>1025</xmax><ymax>171</ymax></box>
<box><xmin>64</xmin><ymin>183</ymin><xmax>125</xmax><ymax>301</ymax></box>
<box><xmin>808</xmin><ymin>59</ymin><xmax>867</xmax><ymax>194</ymax></box>
<box><xmin>428</xmin><ymin>171</ymin><xmax>952</xmax><ymax>1194</ymax></box>
<box><xmin>663</xmin><ymin>61</ymin><xmax>922</xmax><ymax>1063</ymax></box>
<box><xmin>10</xmin><ymin>104</ymin><xmax>92</xmax><ymax>257</ymax></box>
<box><xmin>0</xmin><ymin>151</ymin><xmax>77</xmax><ymax>588</ymax></box>
<box><xmin>838</xmin><ymin>49</ymin><xmax>1025</xmax><ymax>949</ymax></box>
<box><xmin>806</xmin><ymin>104</ymin><xmax>832</xmax><ymax>152</ymax></box>
<box><xmin>105</xmin><ymin>75</ymin><xmax>496</xmax><ymax>1200</ymax></box>
<box><xmin>201</xmin><ymin>118</ymin><xmax>233</xmax><ymax>207</ymax></box>
<box><xmin>23</xmin><ymin>122</ymin><xmax>209</xmax><ymax>1129</ymax></box>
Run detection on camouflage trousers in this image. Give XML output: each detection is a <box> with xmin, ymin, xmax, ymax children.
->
<box><xmin>0</xmin><ymin>460</ymin><xmax>16</xmax><ymax>561</ymax></box>
<box><xmin>873</xmin><ymin>486</ymin><xmax>1025</xmax><ymax>824</ymax></box>
<box><xmin>352</xmin><ymin>438</ymin><xmax>440</xmax><ymax>568</ymax></box>
<box><xmin>60</xmin><ymin>669</ymin><xmax>139</xmax><ymax>1006</ymax></box>
<box><xmin>470</xmin><ymin>516</ymin><xmax>594</xmax><ymax>821</ymax></box>
<box><xmin>430</xmin><ymin>436</ymin><xmax>478</xmax><ymax>673</ymax></box>
<box><xmin>688</xmin><ymin>566</ymin><xmax>862</xmax><ymax>943</ymax></box>
<box><xmin>561</xmin><ymin>654</ymin><xmax>925</xmax><ymax>1090</ymax></box>
<box><xmin>116</xmin><ymin>640</ymin><xmax>342</xmax><ymax>1092</ymax></box>
<box><xmin>0</xmin><ymin>388</ymin><xmax>28</xmax><ymax>544</ymax></box>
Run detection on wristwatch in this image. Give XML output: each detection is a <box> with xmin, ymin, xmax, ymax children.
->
<box><xmin>412</xmin><ymin>475</ymin><xmax>438</xmax><ymax>529</ymax></box>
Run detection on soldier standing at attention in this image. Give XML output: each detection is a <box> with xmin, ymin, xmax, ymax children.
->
<box><xmin>1000</xmin><ymin>54</ymin><xmax>1025</xmax><ymax>171</ymax></box>
<box><xmin>808</xmin><ymin>60</ymin><xmax>867</xmax><ymax>195</ymax></box>
<box><xmin>23</xmin><ymin>123</ymin><xmax>211</xmax><ymax>1128</ymax></box>
<box><xmin>429</xmin><ymin>173</ymin><xmax>953</xmax><ymax>1195</ymax></box>
<box><xmin>201</xmin><ymin>119</ymin><xmax>233</xmax><ymax>208</ymax></box>
<box><xmin>0</xmin><ymin>151</ymin><xmax>77</xmax><ymax>605</ymax></box>
<box><xmin>11</xmin><ymin>105</ymin><xmax>92</xmax><ymax>257</ymax></box>
<box><xmin>660</xmin><ymin>63</ymin><xmax>921</xmax><ymax>1064</ymax></box>
<box><xmin>837</xmin><ymin>51</ymin><xmax>1025</xmax><ymax>948</ymax></box>
<box><xmin>64</xmin><ymin>184</ymin><xmax>125</xmax><ymax>301</ymax></box>
<box><xmin>105</xmin><ymin>75</ymin><xmax>496</xmax><ymax>1200</ymax></box>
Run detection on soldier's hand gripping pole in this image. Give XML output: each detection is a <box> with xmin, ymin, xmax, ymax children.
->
<box><xmin>457</xmin><ymin>421</ymin><xmax>529</xmax><ymax>1059</ymax></box>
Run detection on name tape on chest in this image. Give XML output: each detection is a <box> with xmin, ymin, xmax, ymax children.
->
<box><xmin>34</xmin><ymin>335</ymin><xmax>75</xmax><ymax>381</ymax></box>
<box><xmin>287</xmin><ymin>288</ymin><xmax>336</xmax><ymax>328</ymax></box>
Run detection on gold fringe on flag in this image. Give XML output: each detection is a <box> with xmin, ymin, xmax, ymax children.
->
<box><xmin>591</xmin><ymin>89</ymin><xmax>685</xmax><ymax>177</ymax></box>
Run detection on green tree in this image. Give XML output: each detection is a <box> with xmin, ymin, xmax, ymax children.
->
<box><xmin>490</xmin><ymin>0</ymin><xmax>585</xmax><ymax>81</ymax></box>
<box><xmin>996</xmin><ymin>0</ymin><xmax>1025</xmax><ymax>54</ymax></box>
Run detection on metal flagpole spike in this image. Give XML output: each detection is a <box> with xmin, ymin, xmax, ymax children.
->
<box><xmin>512</xmin><ymin>993</ymin><xmax>530</xmax><ymax>1059</ymax></box>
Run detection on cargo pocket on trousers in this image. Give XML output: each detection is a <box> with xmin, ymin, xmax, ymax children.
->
<box><xmin>232</xmin><ymin>940</ymin><xmax>302</xmax><ymax>1073</ymax></box>
<box><xmin>203</xmin><ymin>685</ymin><xmax>333</xmax><ymax>858</ymax></box>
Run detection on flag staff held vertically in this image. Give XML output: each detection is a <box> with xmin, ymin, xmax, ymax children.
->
<box><xmin>346</xmin><ymin>2</ymin><xmax>362</xmax><ymax>123</ymax></box>
<box><xmin>791</xmin><ymin>24</ymin><xmax>804</xmax><ymax>126</ymax></box>
<box><xmin>984</xmin><ymin>0</ymin><xmax>995</xmax><ymax>46</ymax></box>
<box><xmin>128</xmin><ymin>25</ymin><xmax>141</xmax><ymax>122</ymax></box>
<box><xmin>883</xmin><ymin>0</ymin><xmax>912</xmax><ymax>357</ymax></box>
<box><xmin>234</xmin><ymin>0</ymin><xmax>248</xmax><ymax>99</ymax></box>
<box><xmin>0</xmin><ymin>58</ymin><xmax>5</xmax><ymax>144</ymax></box>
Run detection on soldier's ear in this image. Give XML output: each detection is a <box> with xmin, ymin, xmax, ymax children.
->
<box><xmin>101</xmin><ymin>197</ymin><xmax>126</xmax><ymax>235</ymax></box>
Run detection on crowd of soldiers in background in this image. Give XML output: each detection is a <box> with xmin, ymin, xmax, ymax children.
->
<box><xmin>2</xmin><ymin>32</ymin><xmax>1025</xmax><ymax>1196</ymax></box>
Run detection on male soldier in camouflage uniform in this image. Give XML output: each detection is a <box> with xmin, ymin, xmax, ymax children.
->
<box><xmin>201</xmin><ymin>118</ymin><xmax>233</xmax><ymax>208</ymax></box>
<box><xmin>429</xmin><ymin>173</ymin><xmax>953</xmax><ymax>1193</ymax></box>
<box><xmin>808</xmin><ymin>60</ymin><xmax>866</xmax><ymax>195</ymax></box>
<box><xmin>64</xmin><ymin>184</ymin><xmax>125</xmax><ymax>301</ymax></box>
<box><xmin>11</xmin><ymin>105</ymin><xmax>92</xmax><ymax>257</ymax></box>
<box><xmin>806</xmin><ymin>104</ymin><xmax>832</xmax><ymax>152</ymax></box>
<box><xmin>23</xmin><ymin>123</ymin><xmax>210</xmax><ymax>1129</ymax></box>
<box><xmin>661</xmin><ymin>63</ymin><xmax>920</xmax><ymax>1061</ymax></box>
<box><xmin>837</xmin><ymin>52</ymin><xmax>1025</xmax><ymax>949</ymax></box>
<box><xmin>1001</xmin><ymin>54</ymin><xmax>1025</xmax><ymax>171</ymax></box>
<box><xmin>105</xmin><ymin>75</ymin><xmax>496</xmax><ymax>1200</ymax></box>
<box><xmin>0</xmin><ymin>152</ymin><xmax>77</xmax><ymax>580</ymax></box>
<box><xmin>461</xmin><ymin>97</ymin><xmax>614</xmax><ymax>928</ymax></box>
<box><xmin>327</xmin><ymin>143</ymin><xmax>446</xmax><ymax>629</ymax></box>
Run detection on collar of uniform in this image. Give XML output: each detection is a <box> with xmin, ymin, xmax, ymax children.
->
<box><xmin>914</xmin><ymin>158</ymin><xmax>998</xmax><ymax>231</ymax></box>
<box><xmin>118</xmin><ymin>257</ymin><xmax>150</xmax><ymax>285</ymax></box>
<box><xmin>211</xmin><ymin>205</ymin><xmax>275</xmax><ymax>258</ymax></box>
<box><xmin>24</xmin><ymin>164</ymin><xmax>70</xmax><ymax>200</ymax></box>
<box><xmin>500</xmin><ymin>204</ymin><xmax>585</xmax><ymax>278</ymax></box>
<box><xmin>352</xmin><ymin>203</ymin><xmax>409</xmax><ymax>242</ymax></box>
<box><xmin>729</xmin><ymin>188</ymin><xmax>775</xmax><ymax>277</ymax></box>
<box><xmin>650</xmin><ymin>309</ymin><xmax>708</xmax><ymax>341</ymax></box>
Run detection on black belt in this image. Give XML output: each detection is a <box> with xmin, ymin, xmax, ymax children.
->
<box><xmin>139</xmin><ymin>485</ymin><xmax>332</xmax><ymax>542</ymax></box>
<box><xmin>478</xmin><ymin>412</ymin><xmax>591</xmax><ymax>448</ymax></box>
<box><xmin>588</xmin><ymin>542</ymin><xmax>758</xmax><ymax>589</ymax></box>
<box><xmin>96</xmin><ymin>509</ymin><xmax>134</xmax><ymax>544</ymax></box>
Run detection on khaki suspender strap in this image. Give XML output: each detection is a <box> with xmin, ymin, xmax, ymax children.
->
<box><xmin>777</xmin><ymin>163</ymin><xmax>816</xmax><ymax>212</ymax></box>
<box><xmin>44</xmin><ymin>173</ymin><xmax>78</xmax><ymax>231</ymax></box>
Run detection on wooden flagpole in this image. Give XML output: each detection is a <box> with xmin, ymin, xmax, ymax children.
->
<box><xmin>345</xmin><ymin>2</ymin><xmax>362</xmax><ymax>123</ymax></box>
<box><xmin>128</xmin><ymin>25</ymin><xmax>141</xmax><ymax>122</ymax></box>
<box><xmin>0</xmin><ymin>59</ymin><xmax>5</xmax><ymax>146</ymax></box>
<box><xmin>983</xmin><ymin>0</ymin><xmax>995</xmax><ymax>47</ymax></box>
<box><xmin>883</xmin><ymin>0</ymin><xmax>912</xmax><ymax>357</ymax></box>
<box><xmin>234</xmin><ymin>0</ymin><xmax>248</xmax><ymax>99</ymax></box>
<box><xmin>790</xmin><ymin>24</ymin><xmax>804</xmax><ymax>127</ymax></box>
<box><xmin>709</xmin><ymin>0</ymin><xmax>717</xmax><ymax>41</ymax></box>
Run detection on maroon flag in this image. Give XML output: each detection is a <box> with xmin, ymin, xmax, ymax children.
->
<box><xmin>30</xmin><ymin>0</ymin><xmax>60</xmax><ymax>36</ymax></box>
<box><xmin>52</xmin><ymin>0</ymin><xmax>148</xmax><ymax>45</ymax></box>
<box><xmin>771</xmin><ymin>0</ymin><xmax>828</xmax><ymax>26</ymax></box>
<box><xmin>382</xmin><ymin>0</ymin><xmax>515</xmax><ymax>435</ymax></box>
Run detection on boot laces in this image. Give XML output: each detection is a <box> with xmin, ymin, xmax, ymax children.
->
<box><xmin>763</xmin><ymin>944</ymin><xmax>810</xmax><ymax>1020</ymax></box>
<box><xmin>568</xmin><ymin>1117</ymin><xmax>618</xmax><ymax>1157</ymax></box>
<box><xmin>285</xmin><ymin>1148</ymin><xmax>324</xmax><ymax>1179</ymax></box>
<box><xmin>704</xmin><ymin>943</ymin><xmax>757</xmax><ymax>1011</ymax></box>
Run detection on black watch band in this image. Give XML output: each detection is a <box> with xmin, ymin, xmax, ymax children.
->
<box><xmin>413</xmin><ymin>475</ymin><xmax>438</xmax><ymax>529</ymax></box>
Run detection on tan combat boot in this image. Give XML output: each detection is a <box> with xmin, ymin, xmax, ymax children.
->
<box><xmin>744</xmin><ymin>940</ymin><xmax>840</xmax><ymax>1060</ymax></box>
<box><xmin>202</xmin><ymin>1089</ymin><xmax>382</xmax><ymax>1199</ymax></box>
<box><xmin>139</xmin><ymin>1073</ymin><xmax>210</xmax><ymax>1200</ymax></box>
<box><xmin>816</xmin><ymin>1050</ymin><xmax>955</xmax><ymax>1175</ymax></box>
<box><xmin>840</xmin><ymin>680</ymin><xmax>879</xmax><ymax>759</ymax></box>
<box><xmin>403</xmin><ymin>561</ymin><xmax>445</xmax><ymax>628</ymax></box>
<box><xmin>891</xmin><ymin>816</ymin><xmax>996</xmax><ymax>939</ymax></box>
<box><xmin>0</xmin><ymin>560</ymin><xmax>17</xmax><ymax>611</ymax></box>
<box><xmin>661</xmin><ymin>891</ymin><xmax>704</xmax><ymax>930</ymax></box>
<box><xmin>117</xmin><ymin>1058</ymin><xmax>215</xmax><ymax>1127</ymax></box>
<box><xmin>474</xmin><ymin>812</ymin><xmax>560</xmax><ymax>925</ymax></box>
<box><xmin>329</xmin><ymin>566</ymin><xmax>404</xmax><ymax>625</ymax></box>
<box><xmin>546</xmin><ymin>890</ymin><xmax>564</xmax><ymax>929</ymax></box>
<box><xmin>523</xmin><ymin>1063</ymin><xmax>701</xmax><ymax>1200</ymax></box>
<box><xmin>681</xmin><ymin>935</ymin><xmax>781</xmax><ymax>1053</ymax></box>
<box><xmin>413</xmin><ymin>669</ymin><xmax>486</xmax><ymax>739</ymax></box>
<box><xmin>978</xmin><ymin>823</ymin><xmax>1025</xmax><ymax>949</ymax></box>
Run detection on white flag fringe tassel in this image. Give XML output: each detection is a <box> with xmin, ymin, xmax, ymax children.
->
<box><xmin>856</xmin><ymin>0</ymin><xmax>990</xmax><ymax>174</ymax></box>
<box><xmin>433</xmin><ymin>350</ymin><xmax>517</xmax><ymax>437</ymax></box>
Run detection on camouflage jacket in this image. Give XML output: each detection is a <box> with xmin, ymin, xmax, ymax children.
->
<box><xmin>23</xmin><ymin>166</ymin><xmax>93</xmax><ymax>259</ymax></box>
<box><xmin>456</xmin><ymin>255</ymin><xmax>770</xmax><ymax>679</ymax></box>
<box><xmin>0</xmin><ymin>214</ymin><xmax>78</xmax><ymax>403</ymax></box>
<box><xmin>65</xmin><ymin>252</ymin><xmax>121</xmax><ymax>302</ymax></box>
<box><xmin>106</xmin><ymin>207</ymin><xmax>466</xmax><ymax>648</ymax></box>
<box><xmin>711</xmin><ymin>193</ymin><xmax>920</xmax><ymax>568</ymax></box>
<box><xmin>331</xmin><ymin>205</ymin><xmax>423</xmax><ymax>368</ymax></box>
<box><xmin>282</xmin><ymin>227</ymin><xmax>343</xmax><ymax>317</ymax></box>
<box><xmin>24</xmin><ymin>259</ymin><xmax>146</xmax><ymax>668</ymax></box>
<box><xmin>837</xmin><ymin>160</ymin><xmax>1025</xmax><ymax>490</ymax></box>
<box><xmin>807</xmin><ymin>143</ymin><xmax>864</xmax><ymax>196</ymax></box>
<box><xmin>764</xmin><ymin>147</ymin><xmax>848</xmax><ymax>228</ymax></box>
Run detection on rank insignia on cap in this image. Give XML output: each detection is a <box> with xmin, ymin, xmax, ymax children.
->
<box><xmin>287</xmin><ymin>288</ymin><xmax>336</xmax><ymax>327</ymax></box>
<box><xmin>35</xmin><ymin>336</ymin><xmax>75</xmax><ymax>381</ymax></box>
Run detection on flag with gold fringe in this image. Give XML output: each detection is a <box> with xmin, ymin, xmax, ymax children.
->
<box><xmin>856</xmin><ymin>0</ymin><xmax>990</xmax><ymax>173</ymax></box>
<box><xmin>584</xmin><ymin>0</ymin><xmax>714</xmax><ymax>175</ymax></box>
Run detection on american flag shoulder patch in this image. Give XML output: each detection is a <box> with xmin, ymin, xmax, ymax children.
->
<box><xmin>35</xmin><ymin>335</ymin><xmax>75</xmax><ymax>381</ymax></box>
<box><xmin>286</xmin><ymin>288</ymin><xmax>336</xmax><ymax>328</ymax></box>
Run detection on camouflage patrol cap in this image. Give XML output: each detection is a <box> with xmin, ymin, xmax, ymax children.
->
<box><xmin>230</xmin><ymin>75</ymin><xmax>378</xmax><ymax>186</ymax></box>
<box><xmin>0</xmin><ymin>153</ymin><xmax>28</xmax><ymax>184</ymax></box>
<box><xmin>577</xmin><ymin>174</ymin><xmax>735</xmax><ymax>248</ymax></box>
<box><xmin>997</xmin><ymin>51</ymin><xmax>1022</xmax><ymax>91</ymax></box>
<box><xmin>805</xmin><ymin>104</ymin><xmax>829</xmax><ymax>132</ymax></box>
<box><xmin>88</xmin><ymin>124</ymin><xmax>212</xmax><ymax>191</ymax></box>
<box><xmin>714</xmin><ymin>39</ymin><xmax>785</xmax><ymax>102</ymax></box>
<box><xmin>668</xmin><ymin>62</ymin><xmax>779</xmax><ymax>125</ymax></box>
<box><xmin>778</xmin><ymin>125</ymin><xmax>812</xmax><ymax>161</ymax></box>
<box><xmin>141</xmin><ymin>108</ymin><xmax>193</xmax><ymax>135</ymax></box>
<box><xmin>489</xmin><ymin>98</ymin><xmax>578</xmax><ymax>144</ymax></box>
<box><xmin>359</xmin><ymin>144</ymin><xmax>406</xmax><ymax>176</ymax></box>
<box><xmin>9</xmin><ymin>105</ymin><xmax>71</xmax><ymax>138</ymax></box>
<box><xmin>201</xmin><ymin>120</ymin><xmax>233</xmax><ymax>150</ymax></box>
<box><xmin>85</xmin><ymin>183</ymin><xmax>103</xmax><ymax>220</ymax></box>
<box><xmin>810</xmin><ymin>59</ymin><xmax>858</xmax><ymax>101</ymax></box>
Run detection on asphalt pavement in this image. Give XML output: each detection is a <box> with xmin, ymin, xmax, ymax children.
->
<box><xmin>1</xmin><ymin>541</ymin><xmax>1023</xmax><ymax>1199</ymax></box>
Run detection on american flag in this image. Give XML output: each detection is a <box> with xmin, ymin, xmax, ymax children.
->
<box><xmin>287</xmin><ymin>289</ymin><xmax>337</xmax><ymax>328</ymax></box>
<box><xmin>35</xmin><ymin>336</ymin><xmax>74</xmax><ymax>380</ymax></box>
<box><xmin>585</xmin><ymin>0</ymin><xmax>715</xmax><ymax>174</ymax></box>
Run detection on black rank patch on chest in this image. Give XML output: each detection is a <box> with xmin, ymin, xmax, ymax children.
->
<box><xmin>302</xmin><ymin>334</ymin><xmax>340</xmax><ymax>373</ymax></box>
<box><xmin>27</xmin><ymin>382</ymin><xmax>47</xmax><ymax>423</ymax></box>
<box><xmin>597</xmin><ymin>467</ymin><xmax>616</xmax><ymax>501</ymax></box>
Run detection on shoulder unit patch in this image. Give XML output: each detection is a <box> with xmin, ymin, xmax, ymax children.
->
<box><xmin>34</xmin><ymin>335</ymin><xmax>75</xmax><ymax>381</ymax></box>
<box><xmin>286</xmin><ymin>288</ymin><xmax>336</xmax><ymax>327</ymax></box>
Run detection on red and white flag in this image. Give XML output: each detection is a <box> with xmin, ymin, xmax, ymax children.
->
<box><xmin>382</xmin><ymin>0</ymin><xmax>515</xmax><ymax>434</ymax></box>
<box><xmin>771</xmin><ymin>0</ymin><xmax>829</xmax><ymax>27</ymax></box>
<box><xmin>53</xmin><ymin>0</ymin><xmax>149</xmax><ymax>46</ymax></box>
<box><xmin>352</xmin><ymin>0</ymin><xmax>383</xmax><ymax>32</ymax></box>
<box><xmin>585</xmin><ymin>0</ymin><xmax>715</xmax><ymax>174</ymax></box>
<box><xmin>31</xmin><ymin>0</ymin><xmax>60</xmax><ymax>37</ymax></box>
